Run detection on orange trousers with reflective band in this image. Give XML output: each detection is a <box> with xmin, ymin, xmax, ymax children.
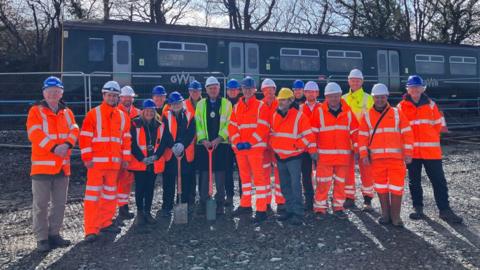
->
<box><xmin>84</xmin><ymin>168</ymin><xmax>119</xmax><ymax>235</ymax></box>
<box><xmin>236</xmin><ymin>151</ymin><xmax>268</xmax><ymax>212</ymax></box>
<box><xmin>371</xmin><ymin>158</ymin><xmax>406</xmax><ymax>196</ymax></box>
<box><xmin>345</xmin><ymin>154</ymin><xmax>374</xmax><ymax>199</ymax></box>
<box><xmin>117</xmin><ymin>168</ymin><xmax>134</xmax><ymax>206</ymax></box>
<box><xmin>314</xmin><ymin>164</ymin><xmax>348</xmax><ymax>213</ymax></box>
<box><xmin>264</xmin><ymin>149</ymin><xmax>285</xmax><ymax>206</ymax></box>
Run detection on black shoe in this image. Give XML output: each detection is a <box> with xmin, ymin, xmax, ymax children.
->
<box><xmin>36</xmin><ymin>240</ymin><xmax>51</xmax><ymax>252</ymax></box>
<box><xmin>100</xmin><ymin>224</ymin><xmax>121</xmax><ymax>234</ymax></box>
<box><xmin>115</xmin><ymin>218</ymin><xmax>125</xmax><ymax>227</ymax></box>
<box><xmin>216</xmin><ymin>204</ymin><xmax>225</xmax><ymax>215</ymax></box>
<box><xmin>362</xmin><ymin>196</ymin><xmax>374</xmax><ymax>212</ymax></box>
<box><xmin>224</xmin><ymin>196</ymin><xmax>234</xmax><ymax>207</ymax></box>
<box><xmin>48</xmin><ymin>235</ymin><xmax>71</xmax><ymax>248</ymax></box>
<box><xmin>378</xmin><ymin>216</ymin><xmax>391</xmax><ymax>225</ymax></box>
<box><xmin>253</xmin><ymin>211</ymin><xmax>267</xmax><ymax>224</ymax></box>
<box><xmin>84</xmin><ymin>234</ymin><xmax>98</xmax><ymax>243</ymax></box>
<box><xmin>343</xmin><ymin>198</ymin><xmax>355</xmax><ymax>209</ymax></box>
<box><xmin>439</xmin><ymin>209</ymin><xmax>463</xmax><ymax>224</ymax></box>
<box><xmin>232</xmin><ymin>207</ymin><xmax>252</xmax><ymax>216</ymax></box>
<box><xmin>277</xmin><ymin>204</ymin><xmax>287</xmax><ymax>215</ymax></box>
<box><xmin>119</xmin><ymin>205</ymin><xmax>134</xmax><ymax>220</ymax></box>
<box><xmin>277</xmin><ymin>212</ymin><xmax>293</xmax><ymax>221</ymax></box>
<box><xmin>289</xmin><ymin>215</ymin><xmax>303</xmax><ymax>226</ymax></box>
<box><xmin>134</xmin><ymin>212</ymin><xmax>146</xmax><ymax>226</ymax></box>
<box><xmin>160</xmin><ymin>209</ymin><xmax>172</xmax><ymax>218</ymax></box>
<box><xmin>409</xmin><ymin>207</ymin><xmax>426</xmax><ymax>220</ymax></box>
<box><xmin>145</xmin><ymin>212</ymin><xmax>157</xmax><ymax>224</ymax></box>
<box><xmin>334</xmin><ymin>210</ymin><xmax>348</xmax><ymax>219</ymax></box>
<box><xmin>266</xmin><ymin>205</ymin><xmax>274</xmax><ymax>215</ymax></box>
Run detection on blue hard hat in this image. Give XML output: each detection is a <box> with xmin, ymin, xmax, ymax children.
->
<box><xmin>188</xmin><ymin>80</ymin><xmax>202</xmax><ymax>91</ymax></box>
<box><xmin>406</xmin><ymin>75</ymin><xmax>425</xmax><ymax>87</ymax></box>
<box><xmin>152</xmin><ymin>85</ymin><xmax>167</xmax><ymax>96</ymax></box>
<box><xmin>142</xmin><ymin>99</ymin><xmax>156</xmax><ymax>110</ymax></box>
<box><xmin>241</xmin><ymin>76</ymin><xmax>256</xmax><ymax>88</ymax></box>
<box><xmin>292</xmin><ymin>80</ymin><xmax>305</xmax><ymax>89</ymax></box>
<box><xmin>42</xmin><ymin>76</ymin><xmax>64</xmax><ymax>90</ymax></box>
<box><xmin>167</xmin><ymin>91</ymin><xmax>184</xmax><ymax>104</ymax></box>
<box><xmin>227</xmin><ymin>79</ymin><xmax>240</xmax><ymax>89</ymax></box>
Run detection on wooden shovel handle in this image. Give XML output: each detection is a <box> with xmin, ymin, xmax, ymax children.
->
<box><xmin>208</xmin><ymin>147</ymin><xmax>214</xmax><ymax>197</ymax></box>
<box><xmin>177</xmin><ymin>156</ymin><xmax>182</xmax><ymax>195</ymax></box>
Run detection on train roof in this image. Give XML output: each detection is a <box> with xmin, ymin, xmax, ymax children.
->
<box><xmin>64</xmin><ymin>20</ymin><xmax>479</xmax><ymax>51</ymax></box>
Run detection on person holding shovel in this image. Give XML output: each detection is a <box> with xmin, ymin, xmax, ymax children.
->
<box><xmin>195</xmin><ymin>76</ymin><xmax>233</xmax><ymax>216</ymax></box>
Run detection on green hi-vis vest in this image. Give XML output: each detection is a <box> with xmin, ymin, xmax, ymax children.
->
<box><xmin>195</xmin><ymin>97</ymin><xmax>232</xmax><ymax>143</ymax></box>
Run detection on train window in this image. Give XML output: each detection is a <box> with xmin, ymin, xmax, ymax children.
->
<box><xmin>326</xmin><ymin>50</ymin><xmax>363</xmax><ymax>72</ymax></box>
<box><xmin>117</xmin><ymin>41</ymin><xmax>129</xmax><ymax>65</ymax></box>
<box><xmin>415</xmin><ymin>54</ymin><xmax>444</xmax><ymax>74</ymax></box>
<box><xmin>231</xmin><ymin>47</ymin><xmax>241</xmax><ymax>68</ymax></box>
<box><xmin>280</xmin><ymin>47</ymin><xmax>320</xmax><ymax>71</ymax></box>
<box><xmin>449</xmin><ymin>56</ymin><xmax>477</xmax><ymax>75</ymax></box>
<box><xmin>157</xmin><ymin>41</ymin><xmax>208</xmax><ymax>68</ymax></box>
<box><xmin>247</xmin><ymin>47</ymin><xmax>258</xmax><ymax>69</ymax></box>
<box><xmin>88</xmin><ymin>38</ymin><xmax>105</xmax><ymax>62</ymax></box>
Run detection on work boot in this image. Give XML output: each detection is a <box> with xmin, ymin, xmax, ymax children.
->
<box><xmin>377</xmin><ymin>193</ymin><xmax>391</xmax><ymax>225</ymax></box>
<box><xmin>48</xmin><ymin>235</ymin><xmax>71</xmax><ymax>248</ymax></box>
<box><xmin>232</xmin><ymin>206</ymin><xmax>252</xmax><ymax>216</ymax></box>
<box><xmin>277</xmin><ymin>204</ymin><xmax>287</xmax><ymax>215</ymax></box>
<box><xmin>390</xmin><ymin>194</ymin><xmax>404</xmax><ymax>227</ymax></box>
<box><xmin>289</xmin><ymin>214</ymin><xmax>303</xmax><ymax>226</ymax></box>
<box><xmin>160</xmin><ymin>209</ymin><xmax>172</xmax><ymax>218</ymax></box>
<box><xmin>84</xmin><ymin>234</ymin><xmax>98</xmax><ymax>243</ymax></box>
<box><xmin>119</xmin><ymin>205</ymin><xmax>134</xmax><ymax>220</ymax></box>
<box><xmin>224</xmin><ymin>196</ymin><xmax>234</xmax><ymax>207</ymax></box>
<box><xmin>100</xmin><ymin>224</ymin><xmax>121</xmax><ymax>234</ymax></box>
<box><xmin>266</xmin><ymin>204</ymin><xmax>274</xmax><ymax>215</ymax></box>
<box><xmin>253</xmin><ymin>211</ymin><xmax>267</xmax><ymax>224</ymax></box>
<box><xmin>439</xmin><ymin>209</ymin><xmax>463</xmax><ymax>224</ymax></box>
<box><xmin>362</xmin><ymin>196</ymin><xmax>374</xmax><ymax>212</ymax></box>
<box><xmin>36</xmin><ymin>240</ymin><xmax>51</xmax><ymax>252</ymax></box>
<box><xmin>134</xmin><ymin>211</ymin><xmax>146</xmax><ymax>226</ymax></box>
<box><xmin>334</xmin><ymin>210</ymin><xmax>348</xmax><ymax>220</ymax></box>
<box><xmin>197</xmin><ymin>203</ymin><xmax>206</xmax><ymax>215</ymax></box>
<box><xmin>343</xmin><ymin>198</ymin><xmax>356</xmax><ymax>209</ymax></box>
<box><xmin>216</xmin><ymin>202</ymin><xmax>225</xmax><ymax>215</ymax></box>
<box><xmin>277</xmin><ymin>212</ymin><xmax>293</xmax><ymax>221</ymax></box>
<box><xmin>145</xmin><ymin>212</ymin><xmax>157</xmax><ymax>225</ymax></box>
<box><xmin>409</xmin><ymin>206</ymin><xmax>426</xmax><ymax>220</ymax></box>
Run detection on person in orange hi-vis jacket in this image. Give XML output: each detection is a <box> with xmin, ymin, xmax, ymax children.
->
<box><xmin>116</xmin><ymin>85</ymin><xmax>141</xmax><ymax>221</ymax></box>
<box><xmin>358</xmin><ymin>83</ymin><xmax>413</xmax><ymax>227</ymax></box>
<box><xmin>228</xmin><ymin>76</ymin><xmax>271</xmax><ymax>224</ymax></box>
<box><xmin>397</xmin><ymin>75</ymin><xmax>462</xmax><ymax>224</ymax></box>
<box><xmin>310</xmin><ymin>82</ymin><xmax>359</xmax><ymax>220</ymax></box>
<box><xmin>79</xmin><ymin>81</ymin><xmax>131</xmax><ymax>242</ymax></box>
<box><xmin>260</xmin><ymin>78</ymin><xmax>286</xmax><ymax>213</ymax></box>
<box><xmin>298</xmin><ymin>81</ymin><xmax>321</xmax><ymax>211</ymax></box>
<box><xmin>27</xmin><ymin>76</ymin><xmax>79</xmax><ymax>252</ymax></box>
<box><xmin>270</xmin><ymin>88</ymin><xmax>314</xmax><ymax>225</ymax></box>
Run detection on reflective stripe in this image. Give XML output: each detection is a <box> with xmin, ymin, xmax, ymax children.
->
<box><xmin>39</xmin><ymin>137</ymin><xmax>51</xmax><ymax>148</ymax></box>
<box><xmin>80</xmin><ymin>131</ymin><xmax>94</xmax><ymax>137</ymax></box>
<box><xmin>68</xmin><ymin>133</ymin><xmax>77</xmax><ymax>141</ymax></box>
<box><xmin>92</xmin><ymin>137</ymin><xmax>122</xmax><ymax>143</ymax></box>
<box><xmin>263</xmin><ymin>163</ymin><xmax>270</xmax><ymax>169</ymax></box>
<box><xmin>359</xmin><ymin>131</ymin><xmax>369</xmax><ymax>136</ymax></box>
<box><xmin>257</xmin><ymin>119</ymin><xmax>269</xmax><ymax>127</ymax></box>
<box><xmin>252</xmin><ymin>132</ymin><xmax>262</xmax><ymax>142</ymax></box>
<box><xmin>81</xmin><ymin>147</ymin><xmax>92</xmax><ymax>154</ymax></box>
<box><xmin>28</xmin><ymin>124</ymin><xmax>42</xmax><ymax>135</ymax></box>
<box><xmin>103</xmin><ymin>185</ymin><xmax>117</xmax><ymax>192</ymax></box>
<box><xmin>119</xmin><ymin>110</ymin><xmax>126</xmax><ymax>131</ymax></box>
<box><xmin>92</xmin><ymin>157</ymin><xmax>109</xmax><ymax>163</ymax></box>
<box><xmin>252</xmin><ymin>142</ymin><xmax>267</xmax><ymax>148</ymax></box>
<box><xmin>242</xmin><ymin>191</ymin><xmax>253</xmax><ymax>195</ymax></box>
<box><xmin>413</xmin><ymin>142</ymin><xmax>440</xmax><ymax>147</ymax></box>
<box><xmin>369</xmin><ymin>127</ymin><xmax>397</xmax><ymax>134</ymax></box>
<box><xmin>123</xmin><ymin>150</ymin><xmax>131</xmax><ymax>155</ymax></box>
<box><xmin>123</xmin><ymin>132</ymin><xmax>131</xmax><ymax>138</ymax></box>
<box><xmin>38</xmin><ymin>107</ymin><xmax>49</xmax><ymax>134</ymax></box>
<box><xmin>239</xmin><ymin>124</ymin><xmax>257</xmax><ymax>129</ymax></box>
<box><xmin>319</xmin><ymin>125</ymin><xmax>349</xmax><ymax>132</ymax></box>
<box><xmin>301</xmin><ymin>137</ymin><xmax>309</xmax><ymax>146</ymax></box>
<box><xmin>230</xmin><ymin>134</ymin><xmax>240</xmax><ymax>141</ymax></box>
<box><xmin>389</xmin><ymin>184</ymin><xmax>404</xmax><ymax>191</ymax></box>
<box><xmin>95</xmin><ymin>106</ymin><xmax>102</xmax><ymax>137</ymax></box>
<box><xmin>229</xmin><ymin>121</ymin><xmax>238</xmax><ymax>127</ymax></box>
<box><xmin>271</xmin><ymin>132</ymin><xmax>296</xmax><ymax>139</ymax></box>
<box><xmin>345</xmin><ymin>190</ymin><xmax>355</xmax><ymax>194</ymax></box>
<box><xmin>32</xmin><ymin>160</ymin><xmax>55</xmax><ymax>166</ymax></box>
<box><xmin>299</xmin><ymin>129</ymin><xmax>312</xmax><ymax>137</ymax></box>
<box><xmin>359</xmin><ymin>146</ymin><xmax>367</xmax><ymax>152</ymax></box>
<box><xmin>118</xmin><ymin>199</ymin><xmax>128</xmax><ymax>203</ymax></box>
<box><xmin>318</xmin><ymin>107</ymin><xmax>325</xmax><ymax>128</ymax></box>
<box><xmin>311</xmin><ymin>127</ymin><xmax>319</xmax><ymax>133</ymax></box>
<box><xmin>256</xmin><ymin>194</ymin><xmax>267</xmax><ymax>199</ymax></box>
<box><xmin>117</xmin><ymin>193</ymin><xmax>129</xmax><ymax>199</ymax></box>
<box><xmin>84</xmin><ymin>195</ymin><xmax>99</xmax><ymax>201</ymax></box>
<box><xmin>318</xmin><ymin>149</ymin><xmax>351</xmax><ymax>155</ymax></box>
<box><xmin>242</xmin><ymin>183</ymin><xmax>252</xmax><ymax>188</ymax></box>
<box><xmin>86</xmin><ymin>185</ymin><xmax>102</xmax><ymax>191</ymax></box>
<box><xmin>375</xmin><ymin>183</ymin><xmax>388</xmax><ymax>189</ymax></box>
<box><xmin>404</xmin><ymin>144</ymin><xmax>413</xmax><ymax>150</ymax></box>
<box><xmin>370</xmin><ymin>148</ymin><xmax>402</xmax><ymax>154</ymax></box>
<box><xmin>317</xmin><ymin>176</ymin><xmax>331</xmax><ymax>183</ymax></box>
<box><xmin>334</xmin><ymin>175</ymin><xmax>345</xmax><ymax>183</ymax></box>
<box><xmin>101</xmin><ymin>193</ymin><xmax>116</xmax><ymax>200</ymax></box>
<box><xmin>62</xmin><ymin>159</ymin><xmax>70</xmax><ymax>165</ymax></box>
<box><xmin>112</xmin><ymin>157</ymin><xmax>121</xmax><ymax>163</ymax></box>
<box><xmin>401</xmin><ymin>126</ymin><xmax>412</xmax><ymax>133</ymax></box>
<box><xmin>255</xmin><ymin>185</ymin><xmax>268</xmax><ymax>191</ymax></box>
<box><xmin>274</xmin><ymin>149</ymin><xmax>303</xmax><ymax>155</ymax></box>
<box><xmin>410</xmin><ymin>119</ymin><xmax>436</xmax><ymax>126</ymax></box>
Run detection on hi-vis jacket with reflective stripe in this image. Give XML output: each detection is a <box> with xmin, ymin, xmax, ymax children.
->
<box><xmin>195</xmin><ymin>97</ymin><xmax>232</xmax><ymax>143</ymax></box>
<box><xmin>270</xmin><ymin>107</ymin><xmax>314</xmax><ymax>160</ymax></box>
<box><xmin>262</xmin><ymin>98</ymin><xmax>278</xmax><ymax>148</ymax></box>
<box><xmin>397</xmin><ymin>94</ymin><xmax>445</xmax><ymax>159</ymax></box>
<box><xmin>228</xmin><ymin>97</ymin><xmax>270</xmax><ymax>153</ymax></box>
<box><xmin>79</xmin><ymin>102</ymin><xmax>132</xmax><ymax>170</ymax></box>
<box><xmin>162</xmin><ymin>98</ymin><xmax>197</xmax><ymax>118</ymax></box>
<box><xmin>358</xmin><ymin>105</ymin><xmax>414</xmax><ymax>160</ymax></box>
<box><xmin>27</xmin><ymin>101</ymin><xmax>79</xmax><ymax>176</ymax></box>
<box><xmin>342</xmin><ymin>88</ymin><xmax>374</xmax><ymax>120</ymax></box>
<box><xmin>164</xmin><ymin>109</ymin><xmax>196</xmax><ymax>162</ymax></box>
<box><xmin>299</xmin><ymin>101</ymin><xmax>321</xmax><ymax>122</ymax></box>
<box><xmin>310</xmin><ymin>100</ymin><xmax>359</xmax><ymax>165</ymax></box>
<box><xmin>118</xmin><ymin>104</ymin><xmax>141</xmax><ymax>119</ymax></box>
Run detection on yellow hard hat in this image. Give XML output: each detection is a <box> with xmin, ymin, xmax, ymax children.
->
<box><xmin>277</xmin><ymin>88</ymin><xmax>294</xmax><ymax>100</ymax></box>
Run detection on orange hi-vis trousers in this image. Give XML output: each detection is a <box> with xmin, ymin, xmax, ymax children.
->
<box><xmin>236</xmin><ymin>151</ymin><xmax>269</xmax><ymax>212</ymax></box>
<box><xmin>314</xmin><ymin>164</ymin><xmax>348</xmax><ymax>213</ymax></box>
<box><xmin>84</xmin><ymin>168</ymin><xmax>119</xmax><ymax>235</ymax></box>
<box><xmin>345</xmin><ymin>154</ymin><xmax>374</xmax><ymax>199</ymax></box>
<box><xmin>264</xmin><ymin>149</ymin><xmax>285</xmax><ymax>206</ymax></box>
<box><xmin>371</xmin><ymin>158</ymin><xmax>406</xmax><ymax>196</ymax></box>
<box><xmin>116</xmin><ymin>168</ymin><xmax>134</xmax><ymax>206</ymax></box>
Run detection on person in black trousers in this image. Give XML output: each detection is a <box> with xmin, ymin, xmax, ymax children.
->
<box><xmin>160</xmin><ymin>92</ymin><xmax>196</xmax><ymax>217</ymax></box>
<box><xmin>130</xmin><ymin>99</ymin><xmax>172</xmax><ymax>225</ymax></box>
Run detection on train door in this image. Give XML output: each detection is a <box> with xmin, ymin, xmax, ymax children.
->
<box><xmin>229</xmin><ymin>42</ymin><xmax>259</xmax><ymax>81</ymax></box>
<box><xmin>377</xmin><ymin>50</ymin><xmax>400</xmax><ymax>93</ymax></box>
<box><xmin>112</xmin><ymin>35</ymin><xmax>131</xmax><ymax>86</ymax></box>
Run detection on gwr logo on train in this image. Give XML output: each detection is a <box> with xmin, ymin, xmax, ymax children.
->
<box><xmin>170</xmin><ymin>72</ymin><xmax>195</xmax><ymax>85</ymax></box>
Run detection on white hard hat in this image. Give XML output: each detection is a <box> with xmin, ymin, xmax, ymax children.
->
<box><xmin>102</xmin><ymin>81</ymin><xmax>121</xmax><ymax>94</ymax></box>
<box><xmin>304</xmin><ymin>81</ymin><xmax>319</xmax><ymax>92</ymax></box>
<box><xmin>261</xmin><ymin>78</ymin><xmax>276</xmax><ymax>89</ymax></box>
<box><xmin>120</xmin><ymin>86</ymin><xmax>136</xmax><ymax>97</ymax></box>
<box><xmin>348</xmin><ymin>69</ymin><xmax>364</xmax><ymax>80</ymax></box>
<box><xmin>324</xmin><ymin>82</ymin><xmax>342</xmax><ymax>96</ymax></box>
<box><xmin>371</xmin><ymin>83</ymin><xmax>389</xmax><ymax>96</ymax></box>
<box><xmin>205</xmin><ymin>76</ymin><xmax>220</xmax><ymax>87</ymax></box>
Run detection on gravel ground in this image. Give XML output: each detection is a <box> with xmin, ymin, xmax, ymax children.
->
<box><xmin>0</xmin><ymin>131</ymin><xmax>479</xmax><ymax>270</ymax></box>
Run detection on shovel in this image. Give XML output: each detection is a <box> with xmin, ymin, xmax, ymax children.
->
<box><xmin>206</xmin><ymin>147</ymin><xmax>217</xmax><ymax>221</ymax></box>
<box><xmin>174</xmin><ymin>155</ymin><xmax>188</xmax><ymax>224</ymax></box>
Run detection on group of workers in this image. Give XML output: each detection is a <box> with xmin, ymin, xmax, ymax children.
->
<box><xmin>27</xmin><ymin>69</ymin><xmax>463</xmax><ymax>252</ymax></box>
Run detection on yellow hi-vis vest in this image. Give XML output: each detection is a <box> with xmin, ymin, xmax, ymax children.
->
<box><xmin>342</xmin><ymin>88</ymin><xmax>374</xmax><ymax>120</ymax></box>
